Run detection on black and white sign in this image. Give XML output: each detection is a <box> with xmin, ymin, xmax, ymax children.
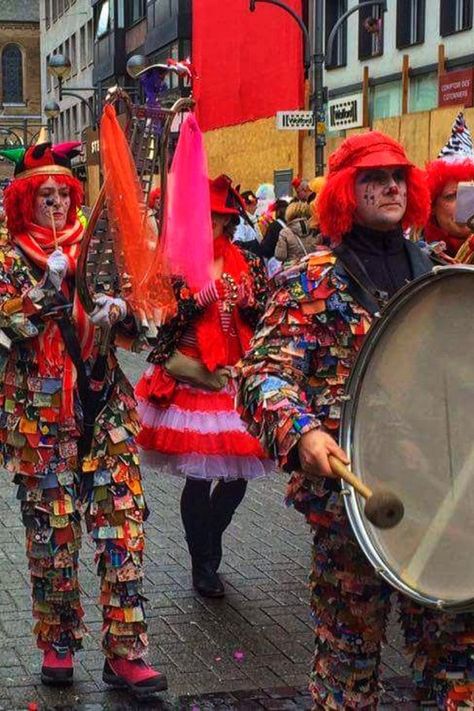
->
<box><xmin>276</xmin><ymin>111</ymin><xmax>315</xmax><ymax>130</ymax></box>
<box><xmin>328</xmin><ymin>93</ymin><xmax>363</xmax><ymax>131</ymax></box>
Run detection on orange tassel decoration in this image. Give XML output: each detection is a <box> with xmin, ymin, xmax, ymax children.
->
<box><xmin>100</xmin><ymin>104</ymin><xmax>176</xmax><ymax>331</ymax></box>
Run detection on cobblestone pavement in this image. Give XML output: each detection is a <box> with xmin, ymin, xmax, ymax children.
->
<box><xmin>0</xmin><ymin>352</ymin><xmax>419</xmax><ymax>710</ymax></box>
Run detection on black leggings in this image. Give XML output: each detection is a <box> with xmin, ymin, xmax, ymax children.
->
<box><xmin>180</xmin><ymin>478</ymin><xmax>247</xmax><ymax>563</ymax></box>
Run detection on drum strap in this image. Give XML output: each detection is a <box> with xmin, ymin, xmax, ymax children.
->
<box><xmin>333</xmin><ymin>244</ymin><xmax>388</xmax><ymax>315</ymax></box>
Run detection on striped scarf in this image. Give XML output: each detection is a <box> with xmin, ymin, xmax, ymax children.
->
<box><xmin>14</xmin><ymin>220</ymin><xmax>95</xmax><ymax>418</ymax></box>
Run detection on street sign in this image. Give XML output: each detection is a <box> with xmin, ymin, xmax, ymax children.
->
<box><xmin>439</xmin><ymin>69</ymin><xmax>474</xmax><ymax>108</ymax></box>
<box><xmin>328</xmin><ymin>93</ymin><xmax>364</xmax><ymax>131</ymax></box>
<box><xmin>276</xmin><ymin>111</ymin><xmax>315</xmax><ymax>130</ymax></box>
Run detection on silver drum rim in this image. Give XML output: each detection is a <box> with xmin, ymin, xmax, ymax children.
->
<box><xmin>340</xmin><ymin>265</ymin><xmax>474</xmax><ymax>613</ymax></box>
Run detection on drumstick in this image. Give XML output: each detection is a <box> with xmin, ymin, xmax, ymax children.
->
<box><xmin>46</xmin><ymin>198</ymin><xmax>59</xmax><ymax>250</ymax></box>
<box><xmin>328</xmin><ymin>455</ymin><xmax>404</xmax><ymax>529</ymax></box>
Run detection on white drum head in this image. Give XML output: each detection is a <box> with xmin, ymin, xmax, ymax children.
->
<box><xmin>341</xmin><ymin>267</ymin><xmax>474</xmax><ymax>610</ymax></box>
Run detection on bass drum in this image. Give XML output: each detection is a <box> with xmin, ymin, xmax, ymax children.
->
<box><xmin>340</xmin><ymin>266</ymin><xmax>474</xmax><ymax>612</ymax></box>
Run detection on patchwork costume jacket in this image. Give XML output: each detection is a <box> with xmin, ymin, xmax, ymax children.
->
<box><xmin>0</xmin><ymin>225</ymin><xmax>150</xmax><ymax>659</ymax></box>
<box><xmin>239</xmin><ymin>242</ymin><xmax>474</xmax><ymax>710</ymax></box>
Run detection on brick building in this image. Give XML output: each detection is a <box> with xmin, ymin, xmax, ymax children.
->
<box><xmin>0</xmin><ymin>1</ymin><xmax>42</xmax><ymax>183</ymax></box>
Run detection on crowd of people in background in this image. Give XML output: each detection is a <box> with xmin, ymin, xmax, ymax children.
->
<box><xmin>229</xmin><ymin>173</ymin><xmax>327</xmax><ymax>277</ymax></box>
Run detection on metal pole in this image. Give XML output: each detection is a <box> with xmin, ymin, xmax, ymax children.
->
<box><xmin>313</xmin><ymin>0</ymin><xmax>325</xmax><ymax>176</ymax></box>
<box><xmin>249</xmin><ymin>0</ymin><xmax>311</xmax><ymax>70</ymax></box>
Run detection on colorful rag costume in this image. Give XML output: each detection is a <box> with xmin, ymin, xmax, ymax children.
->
<box><xmin>136</xmin><ymin>178</ymin><xmax>272</xmax><ymax>481</ymax></box>
<box><xmin>0</xmin><ymin>142</ymin><xmax>152</xmax><ymax>662</ymax></box>
<box><xmin>239</xmin><ymin>132</ymin><xmax>474</xmax><ymax>710</ymax></box>
<box><xmin>136</xmin><ymin>173</ymin><xmax>274</xmax><ymax>598</ymax></box>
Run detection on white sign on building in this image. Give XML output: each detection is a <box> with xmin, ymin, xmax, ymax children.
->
<box><xmin>328</xmin><ymin>93</ymin><xmax>364</xmax><ymax>131</ymax></box>
<box><xmin>276</xmin><ymin>111</ymin><xmax>315</xmax><ymax>130</ymax></box>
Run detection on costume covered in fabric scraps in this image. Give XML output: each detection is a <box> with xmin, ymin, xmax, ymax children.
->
<box><xmin>0</xmin><ymin>141</ymin><xmax>167</xmax><ymax>694</ymax></box>
<box><xmin>239</xmin><ymin>132</ymin><xmax>474</xmax><ymax>710</ymax></box>
<box><xmin>136</xmin><ymin>174</ymin><xmax>274</xmax><ymax>598</ymax></box>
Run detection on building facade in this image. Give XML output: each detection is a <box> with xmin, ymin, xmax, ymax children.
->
<box><xmin>40</xmin><ymin>0</ymin><xmax>94</xmax><ymax>143</ymax></box>
<box><xmin>0</xmin><ymin>1</ymin><xmax>42</xmax><ymax>182</ymax></box>
<box><xmin>92</xmin><ymin>0</ymin><xmax>191</xmax><ymax>99</ymax></box>
<box><xmin>322</xmin><ymin>0</ymin><xmax>474</xmax><ymax>168</ymax></box>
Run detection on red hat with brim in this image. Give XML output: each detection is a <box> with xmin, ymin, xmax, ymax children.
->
<box><xmin>209</xmin><ymin>174</ymin><xmax>246</xmax><ymax>216</ymax></box>
<box><xmin>329</xmin><ymin>131</ymin><xmax>413</xmax><ymax>173</ymax></box>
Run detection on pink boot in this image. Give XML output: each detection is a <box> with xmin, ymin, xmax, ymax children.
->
<box><xmin>41</xmin><ymin>647</ymin><xmax>74</xmax><ymax>686</ymax></box>
<box><xmin>102</xmin><ymin>657</ymin><xmax>168</xmax><ymax>697</ymax></box>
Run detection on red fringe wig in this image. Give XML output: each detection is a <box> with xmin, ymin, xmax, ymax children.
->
<box><xmin>425</xmin><ymin>158</ymin><xmax>474</xmax><ymax>205</ymax></box>
<box><xmin>3</xmin><ymin>173</ymin><xmax>83</xmax><ymax>236</ymax></box>
<box><xmin>318</xmin><ymin>135</ymin><xmax>431</xmax><ymax>243</ymax></box>
<box><xmin>148</xmin><ymin>186</ymin><xmax>161</xmax><ymax>208</ymax></box>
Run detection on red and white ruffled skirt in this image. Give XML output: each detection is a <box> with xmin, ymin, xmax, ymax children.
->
<box><xmin>135</xmin><ymin>364</ymin><xmax>276</xmax><ymax>481</ymax></box>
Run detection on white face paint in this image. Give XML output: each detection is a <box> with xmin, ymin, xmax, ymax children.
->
<box><xmin>34</xmin><ymin>177</ymin><xmax>71</xmax><ymax>231</ymax></box>
<box><xmin>354</xmin><ymin>167</ymin><xmax>408</xmax><ymax>231</ymax></box>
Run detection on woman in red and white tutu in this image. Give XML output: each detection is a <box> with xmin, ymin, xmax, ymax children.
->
<box><xmin>135</xmin><ymin>175</ymin><xmax>274</xmax><ymax>597</ymax></box>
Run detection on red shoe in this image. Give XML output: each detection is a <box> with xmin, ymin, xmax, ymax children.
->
<box><xmin>41</xmin><ymin>648</ymin><xmax>74</xmax><ymax>686</ymax></box>
<box><xmin>102</xmin><ymin>657</ymin><xmax>168</xmax><ymax>697</ymax></box>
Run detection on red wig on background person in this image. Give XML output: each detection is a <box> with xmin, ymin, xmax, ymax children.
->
<box><xmin>317</xmin><ymin>131</ymin><xmax>431</xmax><ymax>242</ymax></box>
<box><xmin>424</xmin><ymin>112</ymin><xmax>474</xmax><ymax>258</ymax></box>
<box><xmin>148</xmin><ymin>186</ymin><xmax>161</xmax><ymax>210</ymax></box>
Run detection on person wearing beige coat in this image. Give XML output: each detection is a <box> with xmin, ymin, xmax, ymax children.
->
<box><xmin>274</xmin><ymin>200</ymin><xmax>320</xmax><ymax>262</ymax></box>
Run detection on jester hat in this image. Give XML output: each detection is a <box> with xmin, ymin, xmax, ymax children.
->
<box><xmin>425</xmin><ymin>112</ymin><xmax>474</xmax><ymax>204</ymax></box>
<box><xmin>0</xmin><ymin>140</ymin><xmax>81</xmax><ymax>181</ymax></box>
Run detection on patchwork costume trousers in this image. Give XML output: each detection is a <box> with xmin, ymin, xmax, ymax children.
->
<box><xmin>14</xmin><ymin>387</ymin><xmax>149</xmax><ymax>661</ymax></box>
<box><xmin>309</xmin><ymin>495</ymin><xmax>474</xmax><ymax>710</ymax></box>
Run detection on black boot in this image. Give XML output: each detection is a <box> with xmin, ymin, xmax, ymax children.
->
<box><xmin>209</xmin><ymin>479</ymin><xmax>248</xmax><ymax>571</ymax></box>
<box><xmin>191</xmin><ymin>558</ymin><xmax>225</xmax><ymax>598</ymax></box>
<box><xmin>181</xmin><ymin>478</ymin><xmax>225</xmax><ymax>597</ymax></box>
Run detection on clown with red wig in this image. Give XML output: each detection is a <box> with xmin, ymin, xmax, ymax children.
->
<box><xmin>239</xmin><ymin>131</ymin><xmax>474</xmax><ymax>709</ymax></box>
<box><xmin>0</xmin><ymin>141</ymin><xmax>167</xmax><ymax>696</ymax></box>
<box><xmin>424</xmin><ymin>112</ymin><xmax>474</xmax><ymax>260</ymax></box>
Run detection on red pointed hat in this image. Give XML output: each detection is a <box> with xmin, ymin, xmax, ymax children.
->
<box><xmin>209</xmin><ymin>174</ymin><xmax>246</xmax><ymax>215</ymax></box>
<box><xmin>329</xmin><ymin>131</ymin><xmax>412</xmax><ymax>173</ymax></box>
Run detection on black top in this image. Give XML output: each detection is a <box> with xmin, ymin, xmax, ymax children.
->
<box><xmin>260</xmin><ymin>220</ymin><xmax>285</xmax><ymax>259</ymax></box>
<box><xmin>343</xmin><ymin>225</ymin><xmax>413</xmax><ymax>299</ymax></box>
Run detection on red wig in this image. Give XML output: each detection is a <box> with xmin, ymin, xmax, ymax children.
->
<box><xmin>425</xmin><ymin>158</ymin><xmax>474</xmax><ymax>205</ymax></box>
<box><xmin>4</xmin><ymin>173</ymin><xmax>83</xmax><ymax>236</ymax></box>
<box><xmin>318</xmin><ymin>132</ymin><xmax>431</xmax><ymax>242</ymax></box>
<box><xmin>148</xmin><ymin>186</ymin><xmax>161</xmax><ymax>208</ymax></box>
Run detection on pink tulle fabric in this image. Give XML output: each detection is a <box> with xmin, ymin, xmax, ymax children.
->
<box><xmin>161</xmin><ymin>113</ymin><xmax>213</xmax><ymax>290</ymax></box>
<box><xmin>139</xmin><ymin>450</ymin><xmax>277</xmax><ymax>481</ymax></box>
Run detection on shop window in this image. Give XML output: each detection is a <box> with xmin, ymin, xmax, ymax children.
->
<box><xmin>359</xmin><ymin>0</ymin><xmax>384</xmax><ymax>60</ymax></box>
<box><xmin>440</xmin><ymin>0</ymin><xmax>472</xmax><ymax>35</ymax></box>
<box><xmin>372</xmin><ymin>81</ymin><xmax>401</xmax><ymax>120</ymax></box>
<box><xmin>2</xmin><ymin>44</ymin><xmax>23</xmax><ymax>104</ymax></box>
<box><xmin>397</xmin><ymin>0</ymin><xmax>425</xmax><ymax>47</ymax></box>
<box><xmin>325</xmin><ymin>0</ymin><xmax>347</xmax><ymax>69</ymax></box>
<box><xmin>409</xmin><ymin>72</ymin><xmax>438</xmax><ymax>112</ymax></box>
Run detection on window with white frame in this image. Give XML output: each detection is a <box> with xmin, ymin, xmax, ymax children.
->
<box><xmin>440</xmin><ymin>0</ymin><xmax>472</xmax><ymax>35</ymax></box>
<box><xmin>325</xmin><ymin>0</ymin><xmax>347</xmax><ymax>69</ymax></box>
<box><xmin>397</xmin><ymin>0</ymin><xmax>425</xmax><ymax>47</ymax></box>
